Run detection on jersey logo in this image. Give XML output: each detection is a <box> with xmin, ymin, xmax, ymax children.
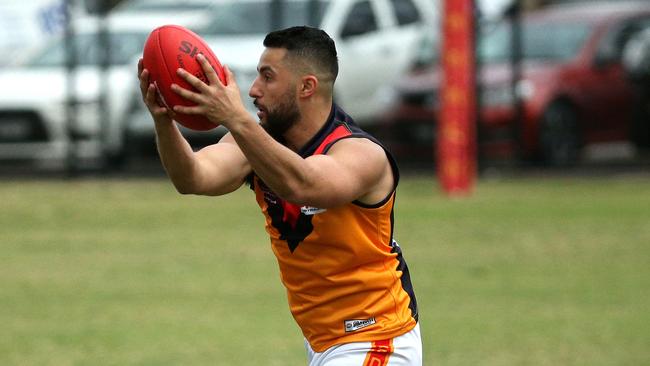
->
<box><xmin>300</xmin><ymin>206</ymin><xmax>327</xmax><ymax>215</ymax></box>
<box><xmin>344</xmin><ymin>317</ymin><xmax>376</xmax><ymax>332</ymax></box>
<box><xmin>257</xmin><ymin>179</ymin><xmax>314</xmax><ymax>253</ymax></box>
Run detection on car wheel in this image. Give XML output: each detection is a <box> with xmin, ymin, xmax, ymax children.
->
<box><xmin>539</xmin><ymin>102</ymin><xmax>580</xmax><ymax>166</ymax></box>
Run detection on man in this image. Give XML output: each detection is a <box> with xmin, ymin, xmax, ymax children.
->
<box><xmin>138</xmin><ymin>26</ymin><xmax>421</xmax><ymax>366</ymax></box>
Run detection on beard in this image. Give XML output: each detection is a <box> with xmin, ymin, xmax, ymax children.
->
<box><xmin>258</xmin><ymin>88</ymin><xmax>301</xmax><ymax>143</ymax></box>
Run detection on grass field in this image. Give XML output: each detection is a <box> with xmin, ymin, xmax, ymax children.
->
<box><xmin>1</xmin><ymin>175</ymin><xmax>649</xmax><ymax>365</ymax></box>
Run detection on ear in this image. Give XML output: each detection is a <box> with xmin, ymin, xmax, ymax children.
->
<box><xmin>299</xmin><ymin>75</ymin><xmax>318</xmax><ymax>98</ymax></box>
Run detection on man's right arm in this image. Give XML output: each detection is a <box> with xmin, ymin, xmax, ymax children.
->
<box><xmin>155</xmin><ymin>120</ymin><xmax>250</xmax><ymax>196</ymax></box>
<box><xmin>139</xmin><ymin>59</ymin><xmax>251</xmax><ymax>196</ymax></box>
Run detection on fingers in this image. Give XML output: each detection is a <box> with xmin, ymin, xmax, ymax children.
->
<box><xmin>144</xmin><ymin>83</ymin><xmax>156</xmax><ymax>105</ymax></box>
<box><xmin>169</xmin><ymin>77</ymin><xmax>206</xmax><ymax>115</ymax></box>
<box><xmin>145</xmin><ymin>84</ymin><xmax>166</xmax><ymax>114</ymax></box>
<box><xmin>224</xmin><ymin>65</ymin><xmax>235</xmax><ymax>86</ymax></box>
<box><xmin>138</xmin><ymin>60</ymin><xmax>154</xmax><ymax>101</ymax></box>
<box><xmin>176</xmin><ymin>67</ymin><xmax>210</xmax><ymax>94</ymax></box>
<box><xmin>146</xmin><ymin>85</ymin><xmax>176</xmax><ymax>124</ymax></box>
<box><xmin>139</xmin><ymin>69</ymin><xmax>150</xmax><ymax>96</ymax></box>
<box><xmin>171</xmin><ymin>82</ymin><xmax>203</xmax><ymax>104</ymax></box>
<box><xmin>137</xmin><ymin>58</ymin><xmax>146</xmax><ymax>85</ymax></box>
<box><xmin>172</xmin><ymin>104</ymin><xmax>203</xmax><ymax>115</ymax></box>
<box><xmin>196</xmin><ymin>53</ymin><xmax>222</xmax><ymax>86</ymax></box>
<box><xmin>138</xmin><ymin>60</ymin><xmax>174</xmax><ymax>123</ymax></box>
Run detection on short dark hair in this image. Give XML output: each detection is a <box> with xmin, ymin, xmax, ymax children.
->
<box><xmin>263</xmin><ymin>26</ymin><xmax>338</xmax><ymax>84</ymax></box>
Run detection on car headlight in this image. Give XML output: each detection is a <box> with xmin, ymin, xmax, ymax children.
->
<box><xmin>516</xmin><ymin>80</ymin><xmax>535</xmax><ymax>100</ymax></box>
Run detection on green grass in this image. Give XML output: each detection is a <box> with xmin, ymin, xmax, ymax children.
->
<box><xmin>1</xmin><ymin>175</ymin><xmax>649</xmax><ymax>365</ymax></box>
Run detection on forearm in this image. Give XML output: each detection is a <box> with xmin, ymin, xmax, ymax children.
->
<box><xmin>228</xmin><ymin>118</ymin><xmax>311</xmax><ymax>202</ymax></box>
<box><xmin>226</xmin><ymin>117</ymin><xmax>390</xmax><ymax>208</ymax></box>
<box><xmin>154</xmin><ymin>120</ymin><xmax>202</xmax><ymax>194</ymax></box>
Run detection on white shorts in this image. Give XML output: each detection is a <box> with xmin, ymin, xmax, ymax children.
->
<box><xmin>305</xmin><ymin>323</ymin><xmax>422</xmax><ymax>366</ymax></box>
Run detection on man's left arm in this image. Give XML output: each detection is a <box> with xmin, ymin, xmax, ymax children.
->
<box><xmin>170</xmin><ymin>54</ymin><xmax>394</xmax><ymax>207</ymax></box>
<box><xmin>227</xmin><ymin>119</ymin><xmax>394</xmax><ymax>208</ymax></box>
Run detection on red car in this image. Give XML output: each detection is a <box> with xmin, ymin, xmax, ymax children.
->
<box><xmin>378</xmin><ymin>1</ymin><xmax>650</xmax><ymax>166</ymax></box>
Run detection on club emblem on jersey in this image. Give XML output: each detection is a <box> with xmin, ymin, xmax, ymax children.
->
<box><xmin>300</xmin><ymin>206</ymin><xmax>327</xmax><ymax>215</ymax></box>
<box><xmin>256</xmin><ymin>179</ymin><xmax>315</xmax><ymax>253</ymax></box>
<box><xmin>344</xmin><ymin>317</ymin><xmax>376</xmax><ymax>332</ymax></box>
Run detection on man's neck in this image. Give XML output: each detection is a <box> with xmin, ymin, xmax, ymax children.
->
<box><xmin>283</xmin><ymin>102</ymin><xmax>333</xmax><ymax>152</ymax></box>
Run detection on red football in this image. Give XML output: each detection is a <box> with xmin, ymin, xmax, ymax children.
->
<box><xmin>142</xmin><ymin>25</ymin><xmax>226</xmax><ymax>131</ymax></box>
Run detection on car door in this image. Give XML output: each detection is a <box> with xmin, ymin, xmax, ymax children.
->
<box><xmin>382</xmin><ymin>0</ymin><xmax>430</xmax><ymax>91</ymax></box>
<box><xmin>585</xmin><ymin>16</ymin><xmax>650</xmax><ymax>139</ymax></box>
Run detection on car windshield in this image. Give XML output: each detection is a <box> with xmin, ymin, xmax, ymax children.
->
<box><xmin>26</xmin><ymin>32</ymin><xmax>148</xmax><ymax>67</ymax></box>
<box><xmin>200</xmin><ymin>0</ymin><xmax>330</xmax><ymax>35</ymax></box>
<box><xmin>479</xmin><ymin>20</ymin><xmax>592</xmax><ymax>63</ymax></box>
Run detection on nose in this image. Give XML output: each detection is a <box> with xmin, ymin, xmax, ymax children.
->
<box><xmin>249</xmin><ymin>76</ymin><xmax>262</xmax><ymax>99</ymax></box>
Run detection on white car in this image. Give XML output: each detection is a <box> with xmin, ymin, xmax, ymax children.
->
<box><xmin>125</xmin><ymin>0</ymin><xmax>438</xmax><ymax>150</ymax></box>
<box><xmin>0</xmin><ymin>12</ymin><xmax>209</xmax><ymax>168</ymax></box>
<box><xmin>205</xmin><ymin>0</ymin><xmax>438</xmax><ymax>124</ymax></box>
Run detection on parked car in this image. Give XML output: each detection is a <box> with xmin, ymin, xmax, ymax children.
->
<box><xmin>125</xmin><ymin>0</ymin><xmax>439</xmax><ymax>152</ymax></box>
<box><xmin>0</xmin><ymin>12</ymin><xmax>209</xmax><ymax>168</ymax></box>
<box><xmin>378</xmin><ymin>1</ymin><xmax>650</xmax><ymax>167</ymax></box>
<box><xmin>212</xmin><ymin>0</ymin><xmax>438</xmax><ymax>125</ymax></box>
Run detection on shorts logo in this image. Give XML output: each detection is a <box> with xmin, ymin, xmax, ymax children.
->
<box><xmin>300</xmin><ymin>206</ymin><xmax>326</xmax><ymax>215</ymax></box>
<box><xmin>344</xmin><ymin>317</ymin><xmax>376</xmax><ymax>332</ymax></box>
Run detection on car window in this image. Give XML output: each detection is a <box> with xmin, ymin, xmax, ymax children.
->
<box><xmin>27</xmin><ymin>32</ymin><xmax>148</xmax><ymax>67</ymax></box>
<box><xmin>389</xmin><ymin>0</ymin><xmax>421</xmax><ymax>26</ymax></box>
<box><xmin>200</xmin><ymin>0</ymin><xmax>330</xmax><ymax>35</ymax></box>
<box><xmin>598</xmin><ymin>16</ymin><xmax>650</xmax><ymax>63</ymax></box>
<box><xmin>341</xmin><ymin>0</ymin><xmax>378</xmax><ymax>38</ymax></box>
<box><xmin>115</xmin><ymin>0</ymin><xmax>213</xmax><ymax>12</ymax></box>
<box><xmin>479</xmin><ymin>20</ymin><xmax>591</xmax><ymax>63</ymax></box>
<box><xmin>622</xmin><ymin>26</ymin><xmax>650</xmax><ymax>77</ymax></box>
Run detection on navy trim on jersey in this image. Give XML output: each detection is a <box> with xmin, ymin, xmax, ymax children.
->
<box><xmin>391</xmin><ymin>240</ymin><xmax>419</xmax><ymax>322</ymax></box>
<box><xmin>297</xmin><ymin>104</ymin><xmax>349</xmax><ymax>158</ymax></box>
<box><xmin>249</xmin><ymin>103</ymin><xmax>400</xmax><ymax>207</ymax></box>
<box><xmin>314</xmin><ymin>105</ymin><xmax>401</xmax><ymax>209</ymax></box>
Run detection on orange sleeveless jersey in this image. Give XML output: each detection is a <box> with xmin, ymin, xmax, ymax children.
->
<box><xmin>249</xmin><ymin>105</ymin><xmax>418</xmax><ymax>352</ymax></box>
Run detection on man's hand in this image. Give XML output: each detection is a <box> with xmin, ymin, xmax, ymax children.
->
<box><xmin>137</xmin><ymin>58</ymin><xmax>174</xmax><ymax>125</ymax></box>
<box><xmin>170</xmin><ymin>54</ymin><xmax>249</xmax><ymax>128</ymax></box>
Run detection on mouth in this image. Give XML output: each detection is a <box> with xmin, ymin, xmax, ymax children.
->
<box><xmin>254</xmin><ymin>101</ymin><xmax>267</xmax><ymax>120</ymax></box>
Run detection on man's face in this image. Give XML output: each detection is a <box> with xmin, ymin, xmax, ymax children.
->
<box><xmin>249</xmin><ymin>48</ymin><xmax>301</xmax><ymax>141</ymax></box>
